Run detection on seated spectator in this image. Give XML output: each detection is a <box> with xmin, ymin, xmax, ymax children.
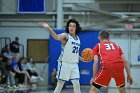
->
<box><xmin>19</xmin><ymin>57</ymin><xmax>30</xmax><ymax>85</ymax></box>
<box><xmin>26</xmin><ymin>57</ymin><xmax>44</xmax><ymax>85</ymax></box>
<box><xmin>26</xmin><ymin>57</ymin><xmax>38</xmax><ymax>76</ymax></box>
<box><xmin>1</xmin><ymin>45</ymin><xmax>18</xmax><ymax>89</ymax></box>
<box><xmin>10</xmin><ymin>55</ymin><xmax>27</xmax><ymax>88</ymax></box>
<box><xmin>7</xmin><ymin>58</ymin><xmax>18</xmax><ymax>88</ymax></box>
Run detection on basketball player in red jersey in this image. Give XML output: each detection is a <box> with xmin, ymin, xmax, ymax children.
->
<box><xmin>89</xmin><ymin>31</ymin><xmax>133</xmax><ymax>93</ymax></box>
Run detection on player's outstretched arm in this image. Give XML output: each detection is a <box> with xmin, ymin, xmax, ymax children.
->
<box><xmin>40</xmin><ymin>22</ymin><xmax>66</xmax><ymax>41</ymax></box>
<box><xmin>121</xmin><ymin>54</ymin><xmax>133</xmax><ymax>85</ymax></box>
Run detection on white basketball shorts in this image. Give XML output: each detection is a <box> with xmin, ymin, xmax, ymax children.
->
<box><xmin>56</xmin><ymin>61</ymin><xmax>80</xmax><ymax>81</ymax></box>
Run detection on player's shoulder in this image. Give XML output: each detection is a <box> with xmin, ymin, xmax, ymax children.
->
<box><xmin>60</xmin><ymin>32</ymin><xmax>67</xmax><ymax>36</ymax></box>
<box><xmin>93</xmin><ymin>43</ymin><xmax>100</xmax><ymax>48</ymax></box>
<box><xmin>60</xmin><ymin>33</ymin><xmax>68</xmax><ymax>38</ymax></box>
<box><xmin>109</xmin><ymin>41</ymin><xmax>121</xmax><ymax>48</ymax></box>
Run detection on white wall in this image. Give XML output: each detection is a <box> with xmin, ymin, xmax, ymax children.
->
<box><xmin>130</xmin><ymin>34</ymin><xmax>140</xmax><ymax>88</ymax></box>
<box><xmin>109</xmin><ymin>33</ymin><xmax>140</xmax><ymax>88</ymax></box>
<box><xmin>131</xmin><ymin>34</ymin><xmax>140</xmax><ymax>65</ymax></box>
<box><xmin>0</xmin><ymin>27</ymin><xmax>50</xmax><ymax>57</ymax></box>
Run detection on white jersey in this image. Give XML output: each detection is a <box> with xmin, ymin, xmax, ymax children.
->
<box><xmin>58</xmin><ymin>34</ymin><xmax>80</xmax><ymax>63</ymax></box>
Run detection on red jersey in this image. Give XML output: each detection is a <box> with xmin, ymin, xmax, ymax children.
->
<box><xmin>93</xmin><ymin>41</ymin><xmax>124</xmax><ymax>68</ymax></box>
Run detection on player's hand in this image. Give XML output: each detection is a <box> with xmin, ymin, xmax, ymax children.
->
<box><xmin>79</xmin><ymin>57</ymin><xmax>83</xmax><ymax>61</ymax></box>
<box><xmin>80</xmin><ymin>57</ymin><xmax>85</xmax><ymax>62</ymax></box>
<box><xmin>83</xmin><ymin>59</ymin><xmax>91</xmax><ymax>62</ymax></box>
<box><xmin>127</xmin><ymin>75</ymin><xmax>133</xmax><ymax>85</ymax></box>
<box><xmin>80</xmin><ymin>58</ymin><xmax>89</xmax><ymax>62</ymax></box>
<box><xmin>90</xmin><ymin>77</ymin><xmax>94</xmax><ymax>85</ymax></box>
<box><xmin>39</xmin><ymin>22</ymin><xmax>49</xmax><ymax>28</ymax></box>
<box><xmin>80</xmin><ymin>57</ymin><xmax>90</xmax><ymax>62</ymax></box>
<box><xmin>79</xmin><ymin>56</ymin><xmax>87</xmax><ymax>62</ymax></box>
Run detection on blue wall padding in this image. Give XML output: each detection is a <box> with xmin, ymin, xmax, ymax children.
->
<box><xmin>48</xmin><ymin>30</ymin><xmax>100</xmax><ymax>85</ymax></box>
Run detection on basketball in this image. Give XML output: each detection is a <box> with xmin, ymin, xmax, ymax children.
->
<box><xmin>82</xmin><ymin>48</ymin><xmax>93</xmax><ymax>62</ymax></box>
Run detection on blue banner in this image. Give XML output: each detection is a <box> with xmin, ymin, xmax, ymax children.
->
<box><xmin>18</xmin><ymin>0</ymin><xmax>45</xmax><ymax>13</ymax></box>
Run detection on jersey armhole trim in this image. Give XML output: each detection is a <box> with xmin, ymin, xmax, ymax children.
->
<box><xmin>98</xmin><ymin>43</ymin><xmax>100</xmax><ymax>54</ymax></box>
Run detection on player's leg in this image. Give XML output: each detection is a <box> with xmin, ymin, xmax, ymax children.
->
<box><xmin>54</xmin><ymin>80</ymin><xmax>65</xmax><ymax>93</ymax></box>
<box><xmin>89</xmin><ymin>83</ymin><xmax>100</xmax><ymax>93</ymax></box>
<box><xmin>71</xmin><ymin>79</ymin><xmax>81</xmax><ymax>93</ymax></box>
<box><xmin>54</xmin><ymin>62</ymin><xmax>69</xmax><ymax>93</ymax></box>
<box><xmin>118</xmin><ymin>84</ymin><xmax>126</xmax><ymax>93</ymax></box>
<box><xmin>113</xmin><ymin>66</ymin><xmax>126</xmax><ymax>93</ymax></box>
<box><xmin>89</xmin><ymin>68</ymin><xmax>111</xmax><ymax>93</ymax></box>
<box><xmin>70</xmin><ymin>64</ymin><xmax>81</xmax><ymax>93</ymax></box>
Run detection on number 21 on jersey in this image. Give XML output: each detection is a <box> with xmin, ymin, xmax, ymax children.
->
<box><xmin>72</xmin><ymin>46</ymin><xmax>79</xmax><ymax>53</ymax></box>
<box><xmin>104</xmin><ymin>43</ymin><xmax>115</xmax><ymax>50</ymax></box>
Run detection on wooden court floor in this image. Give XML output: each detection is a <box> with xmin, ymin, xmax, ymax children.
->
<box><xmin>0</xmin><ymin>86</ymin><xmax>140</xmax><ymax>93</ymax></box>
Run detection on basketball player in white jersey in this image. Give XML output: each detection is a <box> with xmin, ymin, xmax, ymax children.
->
<box><xmin>40</xmin><ymin>19</ymin><xmax>83</xmax><ymax>93</ymax></box>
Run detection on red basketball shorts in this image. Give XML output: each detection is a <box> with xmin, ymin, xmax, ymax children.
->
<box><xmin>93</xmin><ymin>66</ymin><xmax>125</xmax><ymax>87</ymax></box>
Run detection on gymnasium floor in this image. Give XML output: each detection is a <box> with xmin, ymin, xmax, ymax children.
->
<box><xmin>0</xmin><ymin>86</ymin><xmax>140</xmax><ymax>93</ymax></box>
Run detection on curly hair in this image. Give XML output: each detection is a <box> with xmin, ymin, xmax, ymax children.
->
<box><xmin>65</xmin><ymin>19</ymin><xmax>82</xmax><ymax>35</ymax></box>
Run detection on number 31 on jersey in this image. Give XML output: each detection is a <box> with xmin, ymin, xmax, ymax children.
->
<box><xmin>104</xmin><ymin>44</ymin><xmax>115</xmax><ymax>50</ymax></box>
